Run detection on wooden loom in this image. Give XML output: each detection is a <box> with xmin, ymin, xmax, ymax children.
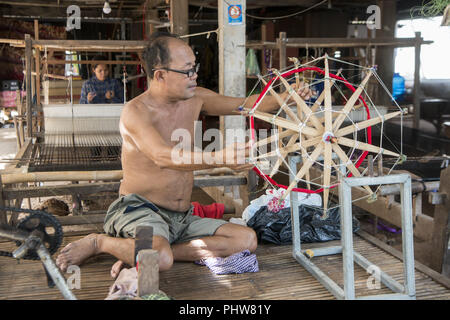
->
<box><xmin>0</xmin><ymin>36</ymin><xmax>253</xmax><ymax>226</ymax></box>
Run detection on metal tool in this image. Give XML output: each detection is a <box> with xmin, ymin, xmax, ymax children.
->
<box><xmin>0</xmin><ymin>207</ymin><xmax>77</xmax><ymax>300</ymax></box>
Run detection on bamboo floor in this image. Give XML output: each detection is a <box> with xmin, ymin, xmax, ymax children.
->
<box><xmin>0</xmin><ymin>232</ymin><xmax>449</xmax><ymax>300</ymax></box>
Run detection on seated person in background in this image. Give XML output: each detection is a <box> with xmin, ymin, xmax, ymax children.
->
<box><xmin>80</xmin><ymin>55</ymin><xmax>124</xmax><ymax>104</ymax></box>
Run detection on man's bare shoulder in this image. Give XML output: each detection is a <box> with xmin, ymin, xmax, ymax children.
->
<box><xmin>121</xmin><ymin>94</ymin><xmax>152</xmax><ymax>125</ymax></box>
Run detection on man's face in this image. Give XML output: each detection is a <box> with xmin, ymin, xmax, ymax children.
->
<box><xmin>164</xmin><ymin>40</ymin><xmax>198</xmax><ymax>100</ymax></box>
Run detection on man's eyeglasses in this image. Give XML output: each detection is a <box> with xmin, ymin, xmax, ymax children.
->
<box><xmin>153</xmin><ymin>63</ymin><xmax>200</xmax><ymax>78</ymax></box>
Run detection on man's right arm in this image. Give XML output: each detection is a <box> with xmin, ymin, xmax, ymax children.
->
<box><xmin>121</xmin><ymin>103</ymin><xmax>250</xmax><ymax>171</ymax></box>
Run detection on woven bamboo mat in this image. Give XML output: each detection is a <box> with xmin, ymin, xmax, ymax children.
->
<box><xmin>0</xmin><ymin>234</ymin><xmax>449</xmax><ymax>300</ymax></box>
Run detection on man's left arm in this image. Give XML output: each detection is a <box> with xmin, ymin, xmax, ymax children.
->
<box><xmin>197</xmin><ymin>85</ymin><xmax>312</xmax><ymax>116</ymax></box>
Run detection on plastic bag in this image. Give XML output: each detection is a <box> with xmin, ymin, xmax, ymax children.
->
<box><xmin>246</xmin><ymin>204</ymin><xmax>360</xmax><ymax>245</ymax></box>
<box><xmin>242</xmin><ymin>189</ymin><xmax>322</xmax><ymax>222</ymax></box>
<box><xmin>246</xmin><ymin>49</ymin><xmax>261</xmax><ymax>77</ymax></box>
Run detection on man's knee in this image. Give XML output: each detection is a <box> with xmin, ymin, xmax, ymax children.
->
<box><xmin>151</xmin><ymin>236</ymin><xmax>174</xmax><ymax>271</ymax></box>
<box><xmin>245</xmin><ymin>227</ymin><xmax>258</xmax><ymax>252</ymax></box>
<box><xmin>228</xmin><ymin>224</ymin><xmax>258</xmax><ymax>252</ymax></box>
<box><xmin>157</xmin><ymin>247</ymin><xmax>174</xmax><ymax>271</ymax></box>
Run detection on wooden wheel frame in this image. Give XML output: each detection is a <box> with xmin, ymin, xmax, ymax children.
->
<box><xmin>248</xmin><ymin>54</ymin><xmax>405</xmax><ymax>216</ymax></box>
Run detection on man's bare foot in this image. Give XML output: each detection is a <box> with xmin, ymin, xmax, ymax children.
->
<box><xmin>56</xmin><ymin>233</ymin><xmax>102</xmax><ymax>272</ymax></box>
<box><xmin>110</xmin><ymin>260</ymin><xmax>128</xmax><ymax>279</ymax></box>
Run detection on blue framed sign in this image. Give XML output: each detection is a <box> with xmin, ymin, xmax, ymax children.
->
<box><xmin>228</xmin><ymin>4</ymin><xmax>243</xmax><ymax>25</ymax></box>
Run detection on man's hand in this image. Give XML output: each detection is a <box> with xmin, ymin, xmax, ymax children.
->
<box><xmin>291</xmin><ymin>81</ymin><xmax>314</xmax><ymax>100</ymax></box>
<box><xmin>216</xmin><ymin>141</ymin><xmax>250</xmax><ymax>166</ymax></box>
<box><xmin>228</xmin><ymin>163</ymin><xmax>254</xmax><ymax>172</ymax></box>
<box><xmin>87</xmin><ymin>92</ymin><xmax>97</xmax><ymax>103</ymax></box>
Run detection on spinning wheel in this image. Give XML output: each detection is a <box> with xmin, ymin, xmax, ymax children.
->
<box><xmin>247</xmin><ymin>54</ymin><xmax>405</xmax><ymax>216</ymax></box>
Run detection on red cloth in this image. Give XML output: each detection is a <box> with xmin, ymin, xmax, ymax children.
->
<box><xmin>191</xmin><ymin>202</ymin><xmax>224</xmax><ymax>219</ymax></box>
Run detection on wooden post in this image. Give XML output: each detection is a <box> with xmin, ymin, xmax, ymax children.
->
<box><xmin>260</xmin><ymin>23</ymin><xmax>267</xmax><ymax>75</ymax></box>
<box><xmin>218</xmin><ymin>0</ymin><xmax>246</xmax><ymax>145</ymax></box>
<box><xmin>374</xmin><ymin>0</ymin><xmax>396</xmax><ymax>108</ymax></box>
<box><xmin>137</xmin><ymin>249</ymin><xmax>159</xmax><ymax>296</ymax></box>
<box><xmin>277</xmin><ymin>31</ymin><xmax>287</xmax><ymax>70</ymax></box>
<box><xmin>413</xmin><ymin>32</ymin><xmax>422</xmax><ymax>130</ymax></box>
<box><xmin>170</xmin><ymin>0</ymin><xmax>189</xmax><ymax>39</ymax></box>
<box><xmin>144</xmin><ymin>0</ymin><xmax>159</xmax><ymax>39</ymax></box>
<box><xmin>34</xmin><ymin>20</ymin><xmax>41</xmax><ymax>107</ymax></box>
<box><xmin>0</xmin><ymin>175</ymin><xmax>7</xmax><ymax>225</ymax></box>
<box><xmin>25</xmin><ymin>34</ymin><xmax>33</xmax><ymax>138</ymax></box>
<box><xmin>429</xmin><ymin>166</ymin><xmax>450</xmax><ymax>273</ymax></box>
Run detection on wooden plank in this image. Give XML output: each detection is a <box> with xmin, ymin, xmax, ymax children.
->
<box><xmin>0</xmin><ymin>238</ymin><xmax>449</xmax><ymax>300</ymax></box>
<box><xmin>29</xmin><ymin>39</ymin><xmax>146</xmax><ymax>52</ymax></box>
<box><xmin>307</xmin><ymin>166</ymin><xmax>434</xmax><ymax>241</ymax></box>
<box><xmin>357</xmin><ymin>230</ymin><xmax>450</xmax><ymax>289</ymax></box>
<box><xmin>25</xmin><ymin>34</ymin><xmax>32</xmax><ymax>138</ymax></box>
<box><xmin>430</xmin><ymin>166</ymin><xmax>450</xmax><ymax>272</ymax></box>
<box><xmin>201</xmin><ymin>185</ymin><xmax>244</xmax><ymax>217</ymax></box>
<box><xmin>0</xmin><ymin>175</ymin><xmax>7</xmax><ymax>225</ymax></box>
<box><xmin>277</xmin><ymin>32</ymin><xmax>286</xmax><ymax>70</ymax></box>
<box><xmin>413</xmin><ymin>32</ymin><xmax>422</xmax><ymax>130</ymax></box>
<box><xmin>194</xmin><ymin>175</ymin><xmax>247</xmax><ymax>188</ymax></box>
<box><xmin>245</xmin><ymin>37</ymin><xmax>433</xmax><ymax>49</ymax></box>
<box><xmin>2</xmin><ymin>182</ymin><xmax>120</xmax><ymax>200</ymax></box>
<box><xmin>2</xmin><ymin>176</ymin><xmax>247</xmax><ymax>200</ymax></box>
<box><xmin>46</xmin><ymin>60</ymin><xmax>141</xmax><ymax>65</ymax></box>
<box><xmin>137</xmin><ymin>249</ymin><xmax>159</xmax><ymax>296</ymax></box>
<box><xmin>170</xmin><ymin>0</ymin><xmax>189</xmax><ymax>37</ymax></box>
<box><xmin>57</xmin><ymin>214</ymin><xmax>106</xmax><ymax>226</ymax></box>
<box><xmin>34</xmin><ymin>20</ymin><xmax>41</xmax><ymax>107</ymax></box>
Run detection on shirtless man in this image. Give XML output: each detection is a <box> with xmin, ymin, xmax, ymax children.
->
<box><xmin>56</xmin><ymin>32</ymin><xmax>312</xmax><ymax>277</ymax></box>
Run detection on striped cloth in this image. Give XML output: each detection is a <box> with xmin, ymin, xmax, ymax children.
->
<box><xmin>195</xmin><ymin>250</ymin><xmax>259</xmax><ymax>275</ymax></box>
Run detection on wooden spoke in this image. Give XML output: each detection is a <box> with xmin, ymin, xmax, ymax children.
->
<box><xmin>259</xmin><ymin>76</ymin><xmax>302</xmax><ymax>124</ymax></box>
<box><xmin>288</xmin><ymin>57</ymin><xmax>303</xmax><ymax>120</ymax></box>
<box><xmin>253</xmin><ymin>129</ymin><xmax>296</xmax><ymax>148</ymax></box>
<box><xmin>253</xmin><ymin>135</ymin><xmax>322</xmax><ymax>160</ymax></box>
<box><xmin>336</xmin><ymin>111</ymin><xmax>402</xmax><ymax>138</ymax></box>
<box><xmin>323</xmin><ymin>142</ymin><xmax>332</xmax><ymax>213</ymax></box>
<box><xmin>323</xmin><ymin>56</ymin><xmax>333</xmax><ymax>133</ymax></box>
<box><xmin>310</xmin><ymin>69</ymin><xmax>342</xmax><ymax>113</ymax></box>
<box><xmin>251</xmin><ymin>110</ymin><xmax>320</xmax><ymax>137</ymax></box>
<box><xmin>310</xmin><ymin>70</ymin><xmax>342</xmax><ymax>114</ymax></box>
<box><xmin>302</xmin><ymin>145</ymin><xmax>311</xmax><ymax>189</ymax></box>
<box><xmin>272</xmin><ymin>69</ymin><xmax>324</xmax><ymax>132</ymax></box>
<box><xmin>331</xmin><ymin>143</ymin><xmax>373</xmax><ymax>196</ymax></box>
<box><xmin>336</xmin><ymin>136</ymin><xmax>400</xmax><ymax>157</ymax></box>
<box><xmin>269</xmin><ymin>133</ymin><xmax>299</xmax><ymax>177</ymax></box>
<box><xmin>332</xmin><ymin>70</ymin><xmax>373</xmax><ymax>131</ymax></box>
<box><xmin>253</xmin><ymin>145</ymin><xmax>298</xmax><ymax>161</ymax></box>
<box><xmin>280</xmin><ymin>142</ymin><xmax>325</xmax><ymax>200</ymax></box>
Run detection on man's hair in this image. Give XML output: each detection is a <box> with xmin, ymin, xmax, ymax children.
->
<box><xmin>143</xmin><ymin>32</ymin><xmax>181</xmax><ymax>79</ymax></box>
<box><xmin>91</xmin><ymin>55</ymin><xmax>108</xmax><ymax>71</ymax></box>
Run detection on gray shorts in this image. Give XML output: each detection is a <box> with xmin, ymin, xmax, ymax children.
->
<box><xmin>103</xmin><ymin>193</ymin><xmax>228</xmax><ymax>244</ymax></box>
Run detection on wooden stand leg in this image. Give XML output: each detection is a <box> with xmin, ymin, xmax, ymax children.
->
<box><xmin>137</xmin><ymin>249</ymin><xmax>159</xmax><ymax>297</ymax></box>
<box><xmin>430</xmin><ymin>167</ymin><xmax>450</xmax><ymax>273</ymax></box>
<box><xmin>135</xmin><ymin>226</ymin><xmax>159</xmax><ymax>297</ymax></box>
<box><xmin>0</xmin><ymin>176</ymin><xmax>7</xmax><ymax>225</ymax></box>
